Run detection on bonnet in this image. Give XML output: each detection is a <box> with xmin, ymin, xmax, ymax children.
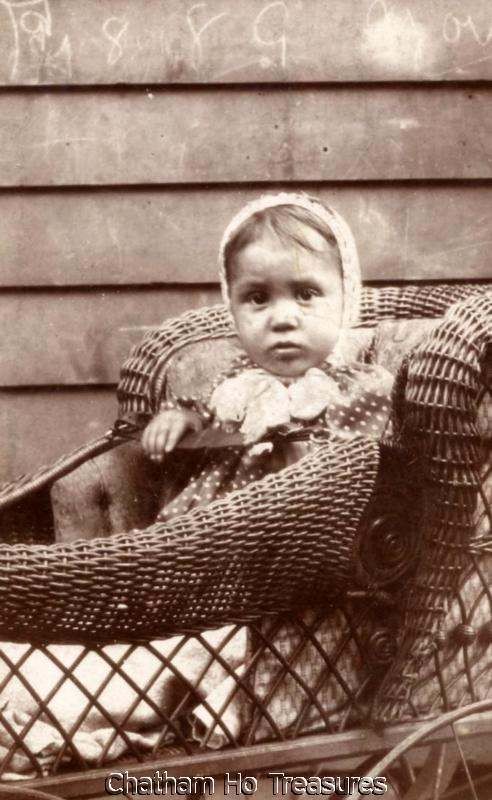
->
<box><xmin>212</xmin><ymin>195</ymin><xmax>390</xmax><ymax>443</ymax></box>
<box><xmin>218</xmin><ymin>192</ymin><xmax>362</xmax><ymax>360</ymax></box>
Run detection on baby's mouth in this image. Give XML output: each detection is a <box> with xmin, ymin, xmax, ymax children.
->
<box><xmin>269</xmin><ymin>342</ymin><xmax>303</xmax><ymax>357</ymax></box>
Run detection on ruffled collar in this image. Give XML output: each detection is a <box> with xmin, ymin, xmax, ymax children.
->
<box><xmin>210</xmin><ymin>361</ymin><xmax>347</xmax><ymax>444</ymax></box>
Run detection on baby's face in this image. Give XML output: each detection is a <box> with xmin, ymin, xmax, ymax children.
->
<box><xmin>228</xmin><ymin>229</ymin><xmax>343</xmax><ymax>378</ymax></box>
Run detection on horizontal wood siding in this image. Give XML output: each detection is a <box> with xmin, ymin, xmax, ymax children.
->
<box><xmin>0</xmin><ymin>388</ymin><xmax>115</xmax><ymax>482</ymax></box>
<box><xmin>0</xmin><ymin>186</ymin><xmax>491</xmax><ymax>286</ymax></box>
<box><xmin>1</xmin><ymin>0</ymin><xmax>492</xmax><ymax>85</ymax></box>
<box><xmin>1</xmin><ymin>88</ymin><xmax>492</xmax><ymax>186</ymax></box>
<box><xmin>0</xmin><ymin>287</ymin><xmax>220</xmax><ymax>386</ymax></box>
<box><xmin>1</xmin><ymin>0</ymin><xmax>491</xmax><ymax>479</ymax></box>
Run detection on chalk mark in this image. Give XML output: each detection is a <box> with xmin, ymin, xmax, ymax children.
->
<box><xmin>186</xmin><ymin>3</ymin><xmax>228</xmax><ymax>72</ymax></box>
<box><xmin>365</xmin><ymin>0</ymin><xmax>426</xmax><ymax>74</ymax></box>
<box><xmin>0</xmin><ymin>0</ymin><xmax>51</xmax><ymax>81</ymax></box>
<box><xmin>443</xmin><ymin>13</ymin><xmax>492</xmax><ymax>48</ymax></box>
<box><xmin>102</xmin><ymin>16</ymin><xmax>129</xmax><ymax>67</ymax></box>
<box><xmin>212</xmin><ymin>57</ymin><xmax>272</xmax><ymax>81</ymax></box>
<box><xmin>105</xmin><ymin>219</ymin><xmax>124</xmax><ymax>272</ymax></box>
<box><xmin>26</xmin><ymin>136</ymin><xmax>112</xmax><ymax>149</ymax></box>
<box><xmin>177</xmin><ymin>142</ymin><xmax>187</xmax><ymax>171</ymax></box>
<box><xmin>20</xmin><ymin>4</ymin><xmax>52</xmax><ymax>54</ymax></box>
<box><xmin>253</xmin><ymin>1</ymin><xmax>288</xmax><ymax>69</ymax></box>
<box><xmin>402</xmin><ymin>207</ymin><xmax>410</xmax><ymax>268</ymax></box>
<box><xmin>45</xmin><ymin>33</ymin><xmax>72</xmax><ymax>79</ymax></box>
<box><xmin>340</xmin><ymin>152</ymin><xmax>375</xmax><ymax>181</ymax></box>
<box><xmin>366</xmin><ymin>0</ymin><xmax>389</xmax><ymax>27</ymax></box>
<box><xmin>425</xmin><ymin>240</ymin><xmax>492</xmax><ymax>259</ymax></box>
<box><xmin>426</xmin><ymin>53</ymin><xmax>492</xmax><ymax>79</ymax></box>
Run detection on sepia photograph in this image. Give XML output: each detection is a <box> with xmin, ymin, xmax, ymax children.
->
<box><xmin>0</xmin><ymin>1</ymin><xmax>490</xmax><ymax>797</ymax></box>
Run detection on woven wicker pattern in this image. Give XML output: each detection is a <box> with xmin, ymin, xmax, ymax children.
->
<box><xmin>411</xmin><ymin>554</ymin><xmax>492</xmax><ymax>715</ymax></box>
<box><xmin>0</xmin><ymin>559</ymin><xmax>488</xmax><ymax>779</ymax></box>
<box><xmin>373</xmin><ymin>291</ymin><xmax>492</xmax><ymax>720</ymax></box>
<box><xmin>0</xmin><ymin>436</ymin><xmax>379</xmax><ymax>643</ymax></box>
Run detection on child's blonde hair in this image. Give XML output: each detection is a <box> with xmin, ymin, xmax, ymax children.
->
<box><xmin>223</xmin><ymin>203</ymin><xmax>341</xmax><ymax>284</ymax></box>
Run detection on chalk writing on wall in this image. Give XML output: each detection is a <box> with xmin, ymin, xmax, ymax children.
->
<box><xmin>0</xmin><ymin>0</ymin><xmax>72</xmax><ymax>82</ymax></box>
<box><xmin>0</xmin><ymin>0</ymin><xmax>291</xmax><ymax>84</ymax></box>
<box><xmin>362</xmin><ymin>1</ymin><xmax>430</xmax><ymax>74</ymax></box>
<box><xmin>1</xmin><ymin>0</ymin><xmax>492</xmax><ymax>85</ymax></box>
<box><xmin>442</xmin><ymin>13</ymin><xmax>492</xmax><ymax>47</ymax></box>
<box><xmin>363</xmin><ymin>1</ymin><xmax>492</xmax><ymax>77</ymax></box>
<box><xmin>102</xmin><ymin>16</ymin><xmax>128</xmax><ymax>67</ymax></box>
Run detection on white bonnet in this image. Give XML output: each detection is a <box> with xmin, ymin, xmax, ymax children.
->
<box><xmin>218</xmin><ymin>192</ymin><xmax>362</xmax><ymax>334</ymax></box>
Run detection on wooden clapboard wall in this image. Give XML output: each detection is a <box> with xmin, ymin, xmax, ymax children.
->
<box><xmin>1</xmin><ymin>0</ymin><xmax>492</xmax><ymax>481</ymax></box>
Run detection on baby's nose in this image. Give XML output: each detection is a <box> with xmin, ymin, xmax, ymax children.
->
<box><xmin>270</xmin><ymin>300</ymin><xmax>300</xmax><ymax>329</ymax></box>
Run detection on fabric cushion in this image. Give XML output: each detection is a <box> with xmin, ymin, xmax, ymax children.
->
<box><xmin>372</xmin><ymin>317</ymin><xmax>439</xmax><ymax>374</ymax></box>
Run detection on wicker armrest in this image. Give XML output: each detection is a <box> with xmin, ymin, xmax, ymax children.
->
<box><xmin>373</xmin><ymin>291</ymin><xmax>492</xmax><ymax>721</ymax></box>
<box><xmin>0</xmin><ymin>436</ymin><xmax>380</xmax><ymax>644</ymax></box>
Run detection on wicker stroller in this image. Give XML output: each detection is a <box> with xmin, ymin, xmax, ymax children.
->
<box><xmin>0</xmin><ymin>282</ymin><xmax>489</xmax><ymax>799</ymax></box>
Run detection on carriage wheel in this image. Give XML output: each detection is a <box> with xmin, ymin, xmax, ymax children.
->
<box><xmin>354</xmin><ymin>700</ymin><xmax>492</xmax><ymax>799</ymax></box>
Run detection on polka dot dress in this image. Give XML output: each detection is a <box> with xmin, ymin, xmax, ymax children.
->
<box><xmin>157</xmin><ymin>362</ymin><xmax>393</xmax><ymax>523</ymax></box>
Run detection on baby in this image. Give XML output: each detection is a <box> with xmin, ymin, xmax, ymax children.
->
<box><xmin>142</xmin><ymin>193</ymin><xmax>393</xmax><ymax>519</ymax></box>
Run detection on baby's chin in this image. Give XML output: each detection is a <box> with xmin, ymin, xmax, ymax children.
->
<box><xmin>256</xmin><ymin>356</ymin><xmax>329</xmax><ymax>379</ymax></box>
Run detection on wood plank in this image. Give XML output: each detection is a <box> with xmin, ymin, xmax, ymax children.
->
<box><xmin>18</xmin><ymin>710</ymin><xmax>492</xmax><ymax>799</ymax></box>
<box><xmin>1</xmin><ymin>87</ymin><xmax>492</xmax><ymax>186</ymax></box>
<box><xmin>0</xmin><ymin>287</ymin><xmax>221</xmax><ymax>387</ymax></box>
<box><xmin>0</xmin><ymin>387</ymin><xmax>116</xmax><ymax>482</ymax></box>
<box><xmin>1</xmin><ymin>186</ymin><xmax>492</xmax><ymax>286</ymax></box>
<box><xmin>1</xmin><ymin>0</ymin><xmax>492</xmax><ymax>85</ymax></box>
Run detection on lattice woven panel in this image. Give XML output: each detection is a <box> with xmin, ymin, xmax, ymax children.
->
<box><xmin>0</xmin><ymin>544</ymin><xmax>489</xmax><ymax>780</ymax></box>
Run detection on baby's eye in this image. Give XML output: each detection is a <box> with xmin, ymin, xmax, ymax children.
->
<box><xmin>246</xmin><ymin>290</ymin><xmax>268</xmax><ymax>305</ymax></box>
<box><xmin>296</xmin><ymin>286</ymin><xmax>320</xmax><ymax>301</ymax></box>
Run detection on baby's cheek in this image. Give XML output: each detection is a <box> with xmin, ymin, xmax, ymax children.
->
<box><xmin>324</xmin><ymin>296</ymin><xmax>343</xmax><ymax>321</ymax></box>
<box><xmin>235</xmin><ymin>311</ymin><xmax>257</xmax><ymax>339</ymax></box>
<box><xmin>316</xmin><ymin>328</ymin><xmax>340</xmax><ymax>361</ymax></box>
<box><xmin>308</xmin><ymin>308</ymin><xmax>340</xmax><ymax>340</ymax></box>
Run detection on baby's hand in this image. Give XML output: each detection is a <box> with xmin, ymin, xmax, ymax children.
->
<box><xmin>142</xmin><ymin>408</ymin><xmax>203</xmax><ymax>462</ymax></box>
